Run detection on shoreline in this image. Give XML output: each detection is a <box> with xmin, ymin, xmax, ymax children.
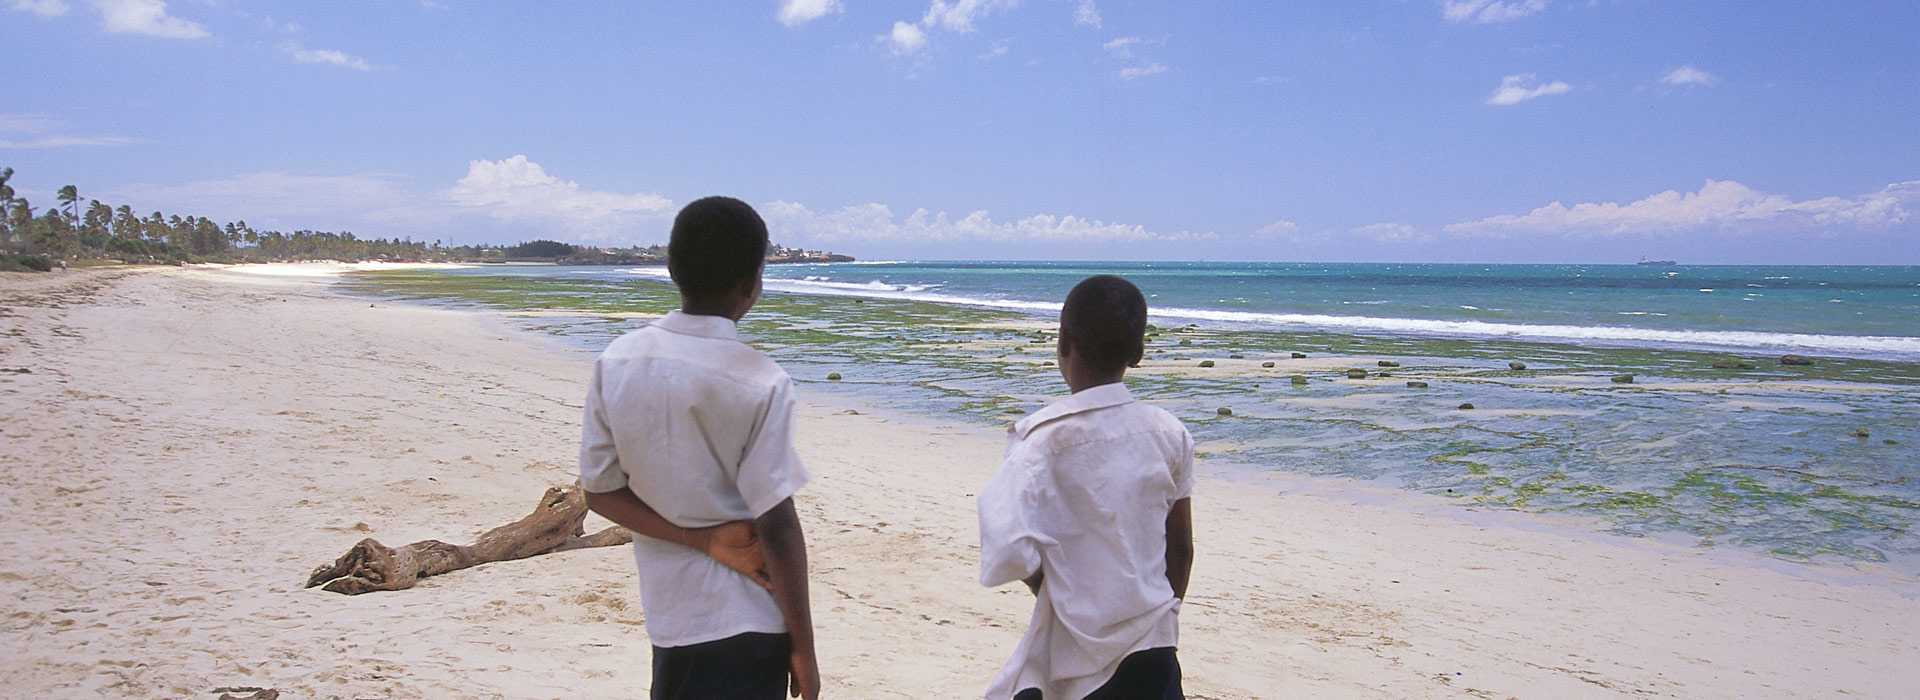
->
<box><xmin>3</xmin><ymin>265</ymin><xmax>1918</xmax><ymax>698</ymax></box>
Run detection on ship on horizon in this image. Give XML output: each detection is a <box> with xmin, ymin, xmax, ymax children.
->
<box><xmin>1636</xmin><ymin>258</ymin><xmax>1679</xmax><ymax>266</ymax></box>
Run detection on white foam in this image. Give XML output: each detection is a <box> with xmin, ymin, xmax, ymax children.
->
<box><xmin>614</xmin><ymin>267</ymin><xmax>1920</xmax><ymax>357</ymax></box>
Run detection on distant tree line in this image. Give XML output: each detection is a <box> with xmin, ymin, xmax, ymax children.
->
<box><xmin>0</xmin><ymin>166</ymin><xmax>850</xmax><ymax>272</ymax></box>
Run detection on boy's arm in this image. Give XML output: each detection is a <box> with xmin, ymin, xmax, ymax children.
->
<box><xmin>1165</xmin><ymin>497</ymin><xmax>1194</xmax><ymax>599</ymax></box>
<box><xmin>584</xmin><ymin>489</ymin><xmax>769</xmax><ymax>589</ymax></box>
<box><xmin>757</xmin><ymin>498</ymin><xmax>819</xmax><ymax>700</ymax></box>
<box><xmin>1022</xmin><ymin>571</ymin><xmax>1044</xmax><ymax>596</ymax></box>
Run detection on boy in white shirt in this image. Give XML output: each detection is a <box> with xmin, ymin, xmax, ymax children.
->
<box><xmin>579</xmin><ymin>197</ymin><xmax>819</xmax><ymax>700</ymax></box>
<box><xmin>978</xmin><ymin>275</ymin><xmax>1197</xmax><ymax>699</ymax></box>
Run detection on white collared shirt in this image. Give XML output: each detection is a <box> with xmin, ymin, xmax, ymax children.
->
<box><xmin>977</xmin><ymin>382</ymin><xmax>1196</xmax><ymax>700</ymax></box>
<box><xmin>579</xmin><ymin>311</ymin><xmax>810</xmax><ymax>647</ymax></box>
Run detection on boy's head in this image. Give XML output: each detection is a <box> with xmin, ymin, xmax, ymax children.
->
<box><xmin>668</xmin><ymin>196</ymin><xmax>768</xmax><ymax>318</ymax></box>
<box><xmin>1057</xmin><ymin>275</ymin><xmax>1148</xmax><ymax>383</ymax></box>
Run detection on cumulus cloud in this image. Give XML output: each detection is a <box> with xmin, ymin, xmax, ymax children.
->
<box><xmin>1485</xmin><ymin>73</ymin><xmax>1570</xmax><ymax>106</ymax></box>
<box><xmin>1117</xmin><ymin>63</ymin><xmax>1168</xmax><ymax>80</ymax></box>
<box><xmin>887</xmin><ymin>21</ymin><xmax>928</xmax><ymax>54</ymax></box>
<box><xmin>282</xmin><ymin>43</ymin><xmax>373</xmax><ymax>71</ymax></box>
<box><xmin>1660</xmin><ymin>65</ymin><xmax>1716</xmax><ymax>87</ymax></box>
<box><xmin>448</xmin><ymin>156</ymin><xmax>672</xmax><ymax>235</ymax></box>
<box><xmin>762</xmin><ymin>200</ymin><xmax>1214</xmax><ymax>244</ymax></box>
<box><xmin>1444</xmin><ymin>180</ymin><xmax>1919</xmax><ymax>236</ymax></box>
<box><xmin>92</xmin><ymin>0</ymin><xmax>208</xmax><ymax>39</ymax></box>
<box><xmin>8</xmin><ymin>0</ymin><xmax>69</xmax><ymax>17</ymax></box>
<box><xmin>777</xmin><ymin>0</ymin><xmax>842</xmax><ymax>27</ymax></box>
<box><xmin>1073</xmin><ymin>0</ymin><xmax>1101</xmax><ymax>28</ymax></box>
<box><xmin>1441</xmin><ymin>0</ymin><xmax>1547</xmax><ymax>24</ymax></box>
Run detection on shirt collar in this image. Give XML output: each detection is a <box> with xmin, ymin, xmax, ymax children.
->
<box><xmin>651</xmin><ymin>310</ymin><xmax>740</xmax><ymax>341</ymax></box>
<box><xmin>1012</xmin><ymin>382</ymin><xmax>1136</xmax><ymax>440</ymax></box>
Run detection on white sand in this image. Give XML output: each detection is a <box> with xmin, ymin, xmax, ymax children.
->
<box><xmin>2</xmin><ymin>266</ymin><xmax>1917</xmax><ymax>698</ymax></box>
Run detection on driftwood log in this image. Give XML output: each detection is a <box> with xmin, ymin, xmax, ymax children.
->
<box><xmin>305</xmin><ymin>485</ymin><xmax>632</xmax><ymax>595</ymax></box>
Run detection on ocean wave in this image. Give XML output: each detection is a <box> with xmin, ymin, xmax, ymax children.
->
<box><xmin>614</xmin><ymin>267</ymin><xmax>1919</xmax><ymax>356</ymax></box>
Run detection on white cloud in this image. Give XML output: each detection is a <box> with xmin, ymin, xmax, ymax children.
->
<box><xmin>109</xmin><ymin>156</ymin><xmax>675</xmax><ymax>240</ymax></box>
<box><xmin>448</xmin><ymin>155</ymin><xmax>672</xmax><ymax>236</ymax></box>
<box><xmin>1443</xmin><ymin>180</ymin><xmax>1919</xmax><ymax>236</ymax></box>
<box><xmin>0</xmin><ymin>113</ymin><xmax>137</xmax><ymax>149</ymax></box>
<box><xmin>1660</xmin><ymin>65</ymin><xmax>1717</xmax><ymax>87</ymax></box>
<box><xmin>887</xmin><ymin>21</ymin><xmax>928</xmax><ymax>54</ymax></box>
<box><xmin>1485</xmin><ymin>73</ymin><xmax>1570</xmax><ymax>106</ymax></box>
<box><xmin>0</xmin><ymin>135</ymin><xmax>141</xmax><ymax>149</ymax></box>
<box><xmin>920</xmin><ymin>0</ymin><xmax>1016</xmax><ymax>32</ymax></box>
<box><xmin>762</xmin><ymin>200</ymin><xmax>1214</xmax><ymax>244</ymax></box>
<box><xmin>1351</xmin><ymin>222</ymin><xmax>1429</xmax><ymax>242</ymax></box>
<box><xmin>978</xmin><ymin>39</ymin><xmax>1009</xmax><ymax>60</ymax></box>
<box><xmin>1102</xmin><ymin>35</ymin><xmax>1141</xmax><ymax>57</ymax></box>
<box><xmin>92</xmin><ymin>0</ymin><xmax>208</xmax><ymax>39</ymax></box>
<box><xmin>1073</xmin><ymin>0</ymin><xmax>1101</xmax><ymax>28</ymax></box>
<box><xmin>777</xmin><ymin>0</ymin><xmax>842</xmax><ymax>28</ymax></box>
<box><xmin>283</xmin><ymin>43</ymin><xmax>373</xmax><ymax>71</ymax></box>
<box><xmin>1118</xmin><ymin>63</ymin><xmax>1168</xmax><ymax>80</ymax></box>
<box><xmin>1441</xmin><ymin>0</ymin><xmax>1548</xmax><ymax>24</ymax></box>
<box><xmin>8</xmin><ymin>0</ymin><xmax>69</xmax><ymax>17</ymax></box>
<box><xmin>1255</xmin><ymin>220</ymin><xmax>1299</xmax><ymax>237</ymax></box>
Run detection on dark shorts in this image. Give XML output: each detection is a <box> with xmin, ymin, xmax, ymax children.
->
<box><xmin>650</xmin><ymin>631</ymin><xmax>791</xmax><ymax>700</ymax></box>
<box><xmin>1014</xmin><ymin>646</ymin><xmax>1183</xmax><ymax>700</ymax></box>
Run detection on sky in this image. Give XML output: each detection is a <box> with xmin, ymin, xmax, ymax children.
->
<box><xmin>3</xmin><ymin>0</ymin><xmax>1918</xmax><ymax>263</ymax></box>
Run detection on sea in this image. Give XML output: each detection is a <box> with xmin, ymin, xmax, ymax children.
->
<box><xmin>344</xmin><ymin>261</ymin><xmax>1920</xmax><ymax>574</ymax></box>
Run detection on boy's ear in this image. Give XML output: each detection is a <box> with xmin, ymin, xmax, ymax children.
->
<box><xmin>1128</xmin><ymin>339</ymin><xmax>1145</xmax><ymax>368</ymax></box>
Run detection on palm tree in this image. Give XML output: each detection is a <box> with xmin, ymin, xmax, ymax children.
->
<box><xmin>56</xmin><ymin>185</ymin><xmax>79</xmax><ymax>228</ymax></box>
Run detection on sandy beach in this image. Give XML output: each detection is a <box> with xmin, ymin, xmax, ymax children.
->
<box><xmin>2</xmin><ymin>265</ymin><xmax>1917</xmax><ymax>699</ymax></box>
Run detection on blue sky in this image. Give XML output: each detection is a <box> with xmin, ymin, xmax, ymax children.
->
<box><xmin>3</xmin><ymin>0</ymin><xmax>1917</xmax><ymax>263</ymax></box>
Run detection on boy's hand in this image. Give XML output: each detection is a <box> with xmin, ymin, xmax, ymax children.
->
<box><xmin>695</xmin><ymin>521</ymin><xmax>772</xmax><ymax>590</ymax></box>
<box><xmin>789</xmin><ymin>648</ymin><xmax>820</xmax><ymax>699</ymax></box>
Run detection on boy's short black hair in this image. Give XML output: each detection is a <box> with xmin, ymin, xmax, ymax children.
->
<box><xmin>1060</xmin><ymin>275</ymin><xmax>1148</xmax><ymax>372</ymax></box>
<box><xmin>668</xmin><ymin>196</ymin><xmax>769</xmax><ymax>298</ymax></box>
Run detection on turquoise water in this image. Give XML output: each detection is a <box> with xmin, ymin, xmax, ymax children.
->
<box><xmin>346</xmin><ymin>263</ymin><xmax>1920</xmax><ymax>573</ymax></box>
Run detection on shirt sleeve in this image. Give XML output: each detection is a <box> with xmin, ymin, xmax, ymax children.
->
<box><xmin>577</xmin><ymin>358</ymin><xmax>628</xmax><ymax>494</ymax></box>
<box><xmin>735</xmin><ymin>376</ymin><xmax>810</xmax><ymax>517</ymax></box>
<box><xmin>1171</xmin><ymin>427</ymin><xmax>1196</xmax><ymax>501</ymax></box>
<box><xmin>978</xmin><ymin>447</ymin><xmax>1054</xmax><ymax>587</ymax></box>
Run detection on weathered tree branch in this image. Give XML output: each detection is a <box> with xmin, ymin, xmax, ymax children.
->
<box><xmin>305</xmin><ymin>485</ymin><xmax>632</xmax><ymax>595</ymax></box>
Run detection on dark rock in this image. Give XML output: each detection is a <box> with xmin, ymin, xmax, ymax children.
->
<box><xmin>1198</xmin><ymin>360</ymin><xmax>1215</xmax><ymax>368</ymax></box>
<box><xmin>1780</xmin><ymin>354</ymin><xmax>1814</xmax><ymax>366</ymax></box>
<box><xmin>1261</xmin><ymin>361</ymin><xmax>1276</xmax><ymax>368</ymax></box>
<box><xmin>1179</xmin><ymin>339</ymin><xmax>1192</xmax><ymax>346</ymax></box>
<box><xmin>1710</xmin><ymin>357</ymin><xmax>1757</xmax><ymax>370</ymax></box>
<box><xmin>1457</xmin><ymin>403</ymin><xmax>1475</xmax><ymax>410</ymax></box>
<box><xmin>1377</xmin><ymin>360</ymin><xmax>1400</xmax><ymax>367</ymax></box>
<box><xmin>1230</xmin><ymin>354</ymin><xmax>1245</xmax><ymax>359</ymax></box>
<box><xmin>1346</xmin><ymin>368</ymin><xmax>1368</xmax><ymax>379</ymax></box>
<box><xmin>1851</xmin><ymin>428</ymin><xmax>1870</xmax><ymax>438</ymax></box>
<box><xmin>826</xmin><ymin>372</ymin><xmax>842</xmax><ymax>381</ymax></box>
<box><xmin>1509</xmin><ymin>361</ymin><xmax>1527</xmax><ymax>371</ymax></box>
<box><xmin>1611</xmin><ymin>374</ymin><xmax>1635</xmax><ymax>383</ymax></box>
<box><xmin>1216</xmin><ymin>407</ymin><xmax>1234</xmax><ymax>417</ymax></box>
<box><xmin>1290</xmin><ymin>375</ymin><xmax>1309</xmax><ymax>385</ymax></box>
<box><xmin>1406</xmin><ymin>381</ymin><xmax>1429</xmax><ymax>388</ymax></box>
<box><xmin>1291</xmin><ymin>352</ymin><xmax>1308</xmax><ymax>359</ymax></box>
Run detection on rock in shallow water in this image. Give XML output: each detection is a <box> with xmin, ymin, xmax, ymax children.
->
<box><xmin>1710</xmin><ymin>357</ymin><xmax>1757</xmax><ymax>370</ymax></box>
<box><xmin>1611</xmin><ymin>374</ymin><xmax>1635</xmax><ymax>384</ymax></box>
<box><xmin>1198</xmin><ymin>360</ymin><xmax>1215</xmax><ymax>368</ymax></box>
<box><xmin>1457</xmin><ymin>403</ymin><xmax>1475</xmax><ymax>410</ymax></box>
<box><xmin>1261</xmin><ymin>361</ymin><xmax>1276</xmax><ymax>368</ymax></box>
<box><xmin>1291</xmin><ymin>352</ymin><xmax>1308</xmax><ymax>359</ymax></box>
<box><xmin>827</xmin><ymin>372</ymin><xmax>843</xmax><ymax>381</ymax></box>
<box><xmin>1780</xmin><ymin>354</ymin><xmax>1815</xmax><ymax>366</ymax></box>
<box><xmin>1217</xmin><ymin>407</ymin><xmax>1234</xmax><ymax>417</ymax></box>
<box><xmin>1290</xmin><ymin>375</ymin><xmax>1309</xmax><ymax>385</ymax></box>
<box><xmin>1509</xmin><ymin>361</ymin><xmax>1527</xmax><ymax>371</ymax></box>
<box><xmin>1346</xmin><ymin>369</ymin><xmax>1369</xmax><ymax>379</ymax></box>
<box><xmin>1378</xmin><ymin>360</ymin><xmax>1400</xmax><ymax>367</ymax></box>
<box><xmin>1852</xmin><ymin>427</ymin><xmax>1871</xmax><ymax>438</ymax></box>
<box><xmin>1406</xmin><ymin>381</ymin><xmax>1429</xmax><ymax>388</ymax></box>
